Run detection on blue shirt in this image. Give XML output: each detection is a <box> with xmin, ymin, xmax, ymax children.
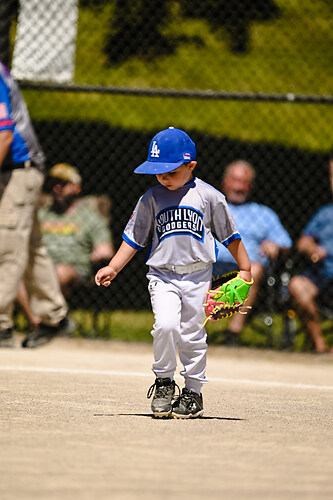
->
<box><xmin>0</xmin><ymin>62</ymin><xmax>45</xmax><ymax>169</ymax></box>
<box><xmin>303</xmin><ymin>204</ymin><xmax>333</xmax><ymax>278</ymax></box>
<box><xmin>215</xmin><ymin>202</ymin><xmax>292</xmax><ymax>267</ymax></box>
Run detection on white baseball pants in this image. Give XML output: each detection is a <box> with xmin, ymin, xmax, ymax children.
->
<box><xmin>147</xmin><ymin>266</ymin><xmax>212</xmax><ymax>394</ymax></box>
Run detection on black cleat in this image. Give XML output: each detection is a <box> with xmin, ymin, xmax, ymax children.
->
<box><xmin>171</xmin><ymin>388</ymin><xmax>204</xmax><ymax>419</ymax></box>
<box><xmin>22</xmin><ymin>316</ymin><xmax>76</xmax><ymax>348</ymax></box>
<box><xmin>147</xmin><ymin>377</ymin><xmax>179</xmax><ymax>418</ymax></box>
<box><xmin>0</xmin><ymin>328</ymin><xmax>14</xmax><ymax>348</ymax></box>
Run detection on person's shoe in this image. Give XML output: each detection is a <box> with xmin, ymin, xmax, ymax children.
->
<box><xmin>22</xmin><ymin>316</ymin><xmax>76</xmax><ymax>348</ymax></box>
<box><xmin>171</xmin><ymin>388</ymin><xmax>204</xmax><ymax>419</ymax></box>
<box><xmin>0</xmin><ymin>328</ymin><xmax>14</xmax><ymax>348</ymax></box>
<box><xmin>147</xmin><ymin>377</ymin><xmax>178</xmax><ymax>418</ymax></box>
<box><xmin>56</xmin><ymin>316</ymin><xmax>77</xmax><ymax>337</ymax></box>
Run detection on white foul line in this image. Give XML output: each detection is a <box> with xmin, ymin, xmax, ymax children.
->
<box><xmin>1</xmin><ymin>365</ymin><xmax>333</xmax><ymax>391</ymax></box>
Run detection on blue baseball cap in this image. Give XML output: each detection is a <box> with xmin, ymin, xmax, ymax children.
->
<box><xmin>134</xmin><ymin>127</ymin><xmax>196</xmax><ymax>175</ymax></box>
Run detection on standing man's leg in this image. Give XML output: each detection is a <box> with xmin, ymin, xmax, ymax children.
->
<box><xmin>21</xmin><ymin>169</ymin><xmax>71</xmax><ymax>348</ymax></box>
<box><xmin>0</xmin><ymin>167</ymin><xmax>68</xmax><ymax>348</ymax></box>
<box><xmin>24</xmin><ymin>202</ymin><xmax>67</xmax><ymax>327</ymax></box>
<box><xmin>0</xmin><ymin>169</ymin><xmax>36</xmax><ymax>341</ymax></box>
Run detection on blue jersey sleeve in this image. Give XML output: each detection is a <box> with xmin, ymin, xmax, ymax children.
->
<box><xmin>0</xmin><ymin>76</ymin><xmax>13</xmax><ymax>131</ymax></box>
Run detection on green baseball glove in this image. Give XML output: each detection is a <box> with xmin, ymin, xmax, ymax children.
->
<box><xmin>204</xmin><ymin>271</ymin><xmax>253</xmax><ymax>324</ymax></box>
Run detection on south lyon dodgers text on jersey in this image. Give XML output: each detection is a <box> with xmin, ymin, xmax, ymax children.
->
<box><xmin>123</xmin><ymin>177</ymin><xmax>240</xmax><ymax>269</ymax></box>
<box><xmin>156</xmin><ymin>206</ymin><xmax>204</xmax><ymax>242</ymax></box>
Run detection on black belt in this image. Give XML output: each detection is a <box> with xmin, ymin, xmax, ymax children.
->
<box><xmin>2</xmin><ymin>160</ymin><xmax>36</xmax><ymax>171</ymax></box>
<box><xmin>11</xmin><ymin>162</ymin><xmax>26</xmax><ymax>169</ymax></box>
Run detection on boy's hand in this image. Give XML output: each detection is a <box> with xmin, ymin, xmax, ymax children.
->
<box><xmin>95</xmin><ymin>265</ymin><xmax>117</xmax><ymax>287</ymax></box>
<box><xmin>239</xmin><ymin>269</ymin><xmax>252</xmax><ymax>282</ymax></box>
<box><xmin>204</xmin><ymin>272</ymin><xmax>253</xmax><ymax>323</ymax></box>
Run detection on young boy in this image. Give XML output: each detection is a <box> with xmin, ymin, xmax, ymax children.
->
<box><xmin>95</xmin><ymin>127</ymin><xmax>252</xmax><ymax>418</ymax></box>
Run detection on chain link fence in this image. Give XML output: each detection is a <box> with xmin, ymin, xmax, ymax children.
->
<box><xmin>2</xmin><ymin>0</ymin><xmax>333</xmax><ymax>347</ymax></box>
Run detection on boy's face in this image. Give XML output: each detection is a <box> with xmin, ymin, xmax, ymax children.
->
<box><xmin>156</xmin><ymin>162</ymin><xmax>196</xmax><ymax>191</ymax></box>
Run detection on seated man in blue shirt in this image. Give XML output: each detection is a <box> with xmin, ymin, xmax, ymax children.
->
<box><xmin>289</xmin><ymin>154</ymin><xmax>333</xmax><ymax>353</ymax></box>
<box><xmin>214</xmin><ymin>160</ymin><xmax>292</xmax><ymax>343</ymax></box>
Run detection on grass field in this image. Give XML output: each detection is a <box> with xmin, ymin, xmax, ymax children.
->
<box><xmin>74</xmin><ymin>1</ymin><xmax>332</xmax><ymax>94</ymax></box>
<box><xmin>14</xmin><ymin>309</ymin><xmax>333</xmax><ymax>353</ymax></box>
<box><xmin>17</xmin><ymin>0</ymin><xmax>333</xmax><ymax>151</ymax></box>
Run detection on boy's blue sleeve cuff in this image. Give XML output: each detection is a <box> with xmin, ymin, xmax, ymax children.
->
<box><xmin>223</xmin><ymin>233</ymin><xmax>241</xmax><ymax>247</ymax></box>
<box><xmin>122</xmin><ymin>232</ymin><xmax>143</xmax><ymax>251</ymax></box>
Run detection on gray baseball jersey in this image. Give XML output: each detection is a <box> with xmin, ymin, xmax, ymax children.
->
<box><xmin>123</xmin><ymin>177</ymin><xmax>240</xmax><ymax>268</ymax></box>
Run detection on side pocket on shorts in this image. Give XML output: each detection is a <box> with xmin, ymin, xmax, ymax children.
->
<box><xmin>0</xmin><ymin>210</ymin><xmax>18</xmax><ymax>228</ymax></box>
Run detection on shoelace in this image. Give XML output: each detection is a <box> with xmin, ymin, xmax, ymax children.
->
<box><xmin>147</xmin><ymin>380</ymin><xmax>180</xmax><ymax>399</ymax></box>
<box><xmin>174</xmin><ymin>389</ymin><xmax>201</xmax><ymax>409</ymax></box>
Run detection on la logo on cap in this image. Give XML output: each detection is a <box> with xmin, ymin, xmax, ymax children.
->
<box><xmin>134</xmin><ymin>127</ymin><xmax>196</xmax><ymax>175</ymax></box>
<box><xmin>151</xmin><ymin>141</ymin><xmax>160</xmax><ymax>158</ymax></box>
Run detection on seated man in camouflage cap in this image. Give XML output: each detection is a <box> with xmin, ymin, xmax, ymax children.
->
<box><xmin>39</xmin><ymin>163</ymin><xmax>115</xmax><ymax>295</ymax></box>
<box><xmin>17</xmin><ymin>163</ymin><xmax>115</xmax><ymax>326</ymax></box>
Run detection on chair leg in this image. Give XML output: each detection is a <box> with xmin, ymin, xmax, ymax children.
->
<box><xmin>280</xmin><ymin>313</ymin><xmax>297</xmax><ymax>350</ymax></box>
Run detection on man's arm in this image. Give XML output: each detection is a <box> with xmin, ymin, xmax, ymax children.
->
<box><xmin>297</xmin><ymin>234</ymin><xmax>327</xmax><ymax>263</ymax></box>
<box><xmin>90</xmin><ymin>241</ymin><xmax>115</xmax><ymax>262</ymax></box>
<box><xmin>16</xmin><ymin>282</ymin><xmax>41</xmax><ymax>328</ymax></box>
<box><xmin>259</xmin><ymin>240</ymin><xmax>282</xmax><ymax>260</ymax></box>
<box><xmin>0</xmin><ymin>129</ymin><xmax>13</xmax><ymax>167</ymax></box>
<box><xmin>259</xmin><ymin>207</ymin><xmax>292</xmax><ymax>259</ymax></box>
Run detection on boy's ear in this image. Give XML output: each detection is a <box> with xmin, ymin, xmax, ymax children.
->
<box><xmin>188</xmin><ymin>161</ymin><xmax>197</xmax><ymax>171</ymax></box>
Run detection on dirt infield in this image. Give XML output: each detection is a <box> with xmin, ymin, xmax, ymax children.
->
<box><xmin>1</xmin><ymin>336</ymin><xmax>332</xmax><ymax>500</ymax></box>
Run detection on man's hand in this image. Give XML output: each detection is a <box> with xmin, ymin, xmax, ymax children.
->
<box><xmin>309</xmin><ymin>245</ymin><xmax>327</xmax><ymax>263</ymax></box>
<box><xmin>259</xmin><ymin>240</ymin><xmax>279</xmax><ymax>259</ymax></box>
<box><xmin>297</xmin><ymin>235</ymin><xmax>328</xmax><ymax>263</ymax></box>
